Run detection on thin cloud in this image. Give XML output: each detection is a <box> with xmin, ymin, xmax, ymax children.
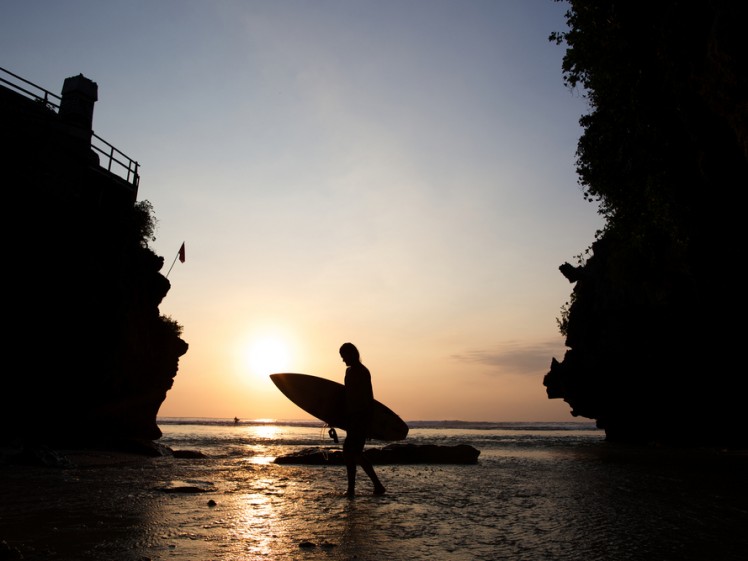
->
<box><xmin>451</xmin><ymin>340</ymin><xmax>565</xmax><ymax>376</ymax></box>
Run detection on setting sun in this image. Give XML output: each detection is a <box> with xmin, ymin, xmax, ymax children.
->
<box><xmin>245</xmin><ymin>336</ymin><xmax>292</xmax><ymax>377</ymax></box>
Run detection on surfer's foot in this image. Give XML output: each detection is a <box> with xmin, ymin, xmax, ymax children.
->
<box><xmin>373</xmin><ymin>485</ymin><xmax>386</xmax><ymax>496</ymax></box>
<box><xmin>345</xmin><ymin>488</ymin><xmax>355</xmax><ymax>498</ymax></box>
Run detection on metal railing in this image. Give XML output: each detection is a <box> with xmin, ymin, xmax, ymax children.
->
<box><xmin>0</xmin><ymin>65</ymin><xmax>60</xmax><ymax>109</ymax></box>
<box><xmin>91</xmin><ymin>132</ymin><xmax>140</xmax><ymax>188</ymax></box>
<box><xmin>1</xmin><ymin>65</ymin><xmax>139</xmax><ymax>188</ymax></box>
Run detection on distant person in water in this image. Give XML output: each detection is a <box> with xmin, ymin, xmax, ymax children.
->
<box><xmin>339</xmin><ymin>342</ymin><xmax>386</xmax><ymax>497</ymax></box>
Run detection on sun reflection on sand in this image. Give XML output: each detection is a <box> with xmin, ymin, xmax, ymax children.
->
<box><xmin>235</xmin><ymin>488</ymin><xmax>277</xmax><ymax>557</ymax></box>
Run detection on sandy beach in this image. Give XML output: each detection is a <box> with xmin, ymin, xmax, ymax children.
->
<box><xmin>2</xmin><ymin>424</ymin><xmax>747</xmax><ymax>561</ymax></box>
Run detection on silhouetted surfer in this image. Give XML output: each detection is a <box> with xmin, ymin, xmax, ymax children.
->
<box><xmin>339</xmin><ymin>342</ymin><xmax>386</xmax><ymax>497</ymax></box>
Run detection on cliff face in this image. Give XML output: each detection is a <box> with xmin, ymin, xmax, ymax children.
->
<box><xmin>1</xmin><ymin>74</ymin><xmax>187</xmax><ymax>447</ymax></box>
<box><xmin>543</xmin><ymin>2</ymin><xmax>746</xmax><ymax>447</ymax></box>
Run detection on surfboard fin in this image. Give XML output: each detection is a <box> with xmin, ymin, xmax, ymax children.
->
<box><xmin>327</xmin><ymin>427</ymin><xmax>339</xmax><ymax>444</ymax></box>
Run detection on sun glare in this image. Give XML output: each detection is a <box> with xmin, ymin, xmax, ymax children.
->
<box><xmin>245</xmin><ymin>336</ymin><xmax>291</xmax><ymax>377</ymax></box>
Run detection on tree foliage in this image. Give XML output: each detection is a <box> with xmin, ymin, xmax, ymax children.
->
<box><xmin>133</xmin><ymin>199</ymin><xmax>158</xmax><ymax>247</ymax></box>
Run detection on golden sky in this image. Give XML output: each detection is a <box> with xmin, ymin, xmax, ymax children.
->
<box><xmin>3</xmin><ymin>1</ymin><xmax>602</xmax><ymax>421</ymax></box>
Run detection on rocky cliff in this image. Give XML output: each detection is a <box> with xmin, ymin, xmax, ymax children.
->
<box><xmin>543</xmin><ymin>1</ymin><xmax>746</xmax><ymax>447</ymax></box>
<box><xmin>1</xmin><ymin>73</ymin><xmax>187</xmax><ymax>448</ymax></box>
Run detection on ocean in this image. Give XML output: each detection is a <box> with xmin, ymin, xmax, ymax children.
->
<box><xmin>1</xmin><ymin>418</ymin><xmax>746</xmax><ymax>560</ymax></box>
<box><xmin>157</xmin><ymin>417</ymin><xmax>605</xmax><ymax>464</ymax></box>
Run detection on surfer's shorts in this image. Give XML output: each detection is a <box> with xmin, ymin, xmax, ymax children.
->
<box><xmin>343</xmin><ymin>431</ymin><xmax>366</xmax><ymax>454</ymax></box>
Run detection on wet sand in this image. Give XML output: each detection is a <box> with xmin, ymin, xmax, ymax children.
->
<box><xmin>1</xmin><ymin>444</ymin><xmax>747</xmax><ymax>560</ymax></box>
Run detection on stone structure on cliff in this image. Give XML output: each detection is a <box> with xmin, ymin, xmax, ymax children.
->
<box><xmin>1</xmin><ymin>68</ymin><xmax>187</xmax><ymax>448</ymax></box>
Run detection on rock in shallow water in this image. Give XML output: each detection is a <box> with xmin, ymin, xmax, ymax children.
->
<box><xmin>275</xmin><ymin>443</ymin><xmax>480</xmax><ymax>465</ymax></box>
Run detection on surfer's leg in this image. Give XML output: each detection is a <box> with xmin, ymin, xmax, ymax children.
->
<box><xmin>360</xmin><ymin>456</ymin><xmax>386</xmax><ymax>495</ymax></box>
<box><xmin>344</xmin><ymin>456</ymin><xmax>357</xmax><ymax>496</ymax></box>
<box><xmin>343</xmin><ymin>435</ymin><xmax>362</xmax><ymax>496</ymax></box>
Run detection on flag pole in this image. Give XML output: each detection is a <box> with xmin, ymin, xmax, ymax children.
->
<box><xmin>166</xmin><ymin>242</ymin><xmax>185</xmax><ymax>278</ymax></box>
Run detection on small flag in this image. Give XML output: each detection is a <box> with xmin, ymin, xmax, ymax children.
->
<box><xmin>178</xmin><ymin>242</ymin><xmax>186</xmax><ymax>263</ymax></box>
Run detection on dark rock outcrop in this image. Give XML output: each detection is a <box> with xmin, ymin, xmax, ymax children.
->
<box><xmin>544</xmin><ymin>2</ymin><xmax>746</xmax><ymax>448</ymax></box>
<box><xmin>1</xmin><ymin>71</ymin><xmax>187</xmax><ymax>449</ymax></box>
<box><xmin>275</xmin><ymin>443</ymin><xmax>481</xmax><ymax>465</ymax></box>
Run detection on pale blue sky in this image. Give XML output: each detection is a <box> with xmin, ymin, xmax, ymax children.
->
<box><xmin>2</xmin><ymin>0</ymin><xmax>602</xmax><ymax>421</ymax></box>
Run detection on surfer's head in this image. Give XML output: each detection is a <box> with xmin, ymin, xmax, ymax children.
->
<box><xmin>339</xmin><ymin>342</ymin><xmax>360</xmax><ymax>364</ymax></box>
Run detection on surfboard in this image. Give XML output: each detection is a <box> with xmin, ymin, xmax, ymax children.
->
<box><xmin>269</xmin><ymin>373</ymin><xmax>409</xmax><ymax>441</ymax></box>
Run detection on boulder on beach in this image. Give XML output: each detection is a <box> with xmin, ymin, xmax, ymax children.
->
<box><xmin>274</xmin><ymin>443</ymin><xmax>480</xmax><ymax>465</ymax></box>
